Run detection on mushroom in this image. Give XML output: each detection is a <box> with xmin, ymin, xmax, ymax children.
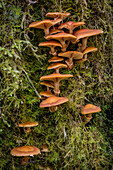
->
<box><xmin>40</xmin><ymin>91</ymin><xmax>54</xmax><ymax>98</ymax></box>
<box><xmin>83</xmin><ymin>47</ymin><xmax>97</xmax><ymax>59</ymax></box>
<box><xmin>46</xmin><ymin>12</ymin><xmax>70</xmax><ymax>20</ymax></box>
<box><xmin>11</xmin><ymin>146</ymin><xmax>41</xmax><ymax>166</ymax></box>
<box><xmin>40</xmin><ymin>96</ymin><xmax>68</xmax><ymax>112</ymax></box>
<box><xmin>48</xmin><ymin>56</ymin><xmax>64</xmax><ymax>63</ymax></box>
<box><xmin>45</xmin><ymin>33</ymin><xmax>77</xmax><ymax>52</ymax></box>
<box><xmin>40</xmin><ymin>81</ymin><xmax>54</xmax><ymax>91</ymax></box>
<box><xmin>18</xmin><ymin>122</ymin><xmax>38</xmax><ymax>133</ymax></box>
<box><xmin>74</xmin><ymin>29</ymin><xmax>103</xmax><ymax>52</ymax></box>
<box><xmin>58</xmin><ymin>51</ymin><xmax>83</xmax><ymax>69</ymax></box>
<box><xmin>29</xmin><ymin>18</ymin><xmax>62</xmax><ymax>36</ymax></box>
<box><xmin>81</xmin><ymin>104</ymin><xmax>101</xmax><ymax>123</ymax></box>
<box><xmin>39</xmin><ymin>41</ymin><xmax>62</xmax><ymax>55</ymax></box>
<box><xmin>40</xmin><ymin>73</ymin><xmax>73</xmax><ymax>96</ymax></box>
<box><xmin>47</xmin><ymin>63</ymin><xmax>67</xmax><ymax>73</ymax></box>
<box><xmin>58</xmin><ymin>21</ymin><xmax>85</xmax><ymax>34</ymax></box>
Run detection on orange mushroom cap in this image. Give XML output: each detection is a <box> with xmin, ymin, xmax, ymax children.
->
<box><xmin>40</xmin><ymin>81</ymin><xmax>54</xmax><ymax>88</ymax></box>
<box><xmin>46</xmin><ymin>12</ymin><xmax>70</xmax><ymax>19</ymax></box>
<box><xmin>59</xmin><ymin>21</ymin><xmax>85</xmax><ymax>34</ymax></box>
<box><xmin>48</xmin><ymin>56</ymin><xmax>64</xmax><ymax>63</ymax></box>
<box><xmin>58</xmin><ymin>51</ymin><xmax>83</xmax><ymax>59</ymax></box>
<box><xmin>74</xmin><ymin>29</ymin><xmax>103</xmax><ymax>40</ymax></box>
<box><xmin>40</xmin><ymin>96</ymin><xmax>68</xmax><ymax>108</ymax></box>
<box><xmin>47</xmin><ymin>63</ymin><xmax>67</xmax><ymax>71</ymax></box>
<box><xmin>11</xmin><ymin>146</ymin><xmax>41</xmax><ymax>157</ymax></box>
<box><xmin>83</xmin><ymin>47</ymin><xmax>97</xmax><ymax>55</ymax></box>
<box><xmin>40</xmin><ymin>73</ymin><xmax>73</xmax><ymax>81</ymax></box>
<box><xmin>18</xmin><ymin>122</ymin><xmax>38</xmax><ymax>127</ymax></box>
<box><xmin>39</xmin><ymin>41</ymin><xmax>62</xmax><ymax>48</ymax></box>
<box><xmin>40</xmin><ymin>91</ymin><xmax>54</xmax><ymax>97</ymax></box>
<box><xmin>81</xmin><ymin>104</ymin><xmax>101</xmax><ymax>115</ymax></box>
<box><xmin>29</xmin><ymin>19</ymin><xmax>62</xmax><ymax>36</ymax></box>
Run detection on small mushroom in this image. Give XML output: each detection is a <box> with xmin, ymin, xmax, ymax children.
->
<box><xmin>74</xmin><ymin>58</ymin><xmax>88</xmax><ymax>64</ymax></box>
<box><xmin>40</xmin><ymin>91</ymin><xmax>54</xmax><ymax>98</ymax></box>
<box><xmin>46</xmin><ymin>12</ymin><xmax>70</xmax><ymax>20</ymax></box>
<box><xmin>40</xmin><ymin>96</ymin><xmax>69</xmax><ymax>112</ymax></box>
<box><xmin>40</xmin><ymin>73</ymin><xmax>73</xmax><ymax>96</ymax></box>
<box><xmin>39</xmin><ymin>41</ymin><xmax>62</xmax><ymax>55</ymax></box>
<box><xmin>40</xmin><ymin>81</ymin><xmax>54</xmax><ymax>91</ymax></box>
<box><xmin>58</xmin><ymin>51</ymin><xmax>83</xmax><ymax>69</ymax></box>
<box><xmin>50</xmin><ymin>27</ymin><xmax>64</xmax><ymax>35</ymax></box>
<box><xmin>29</xmin><ymin>19</ymin><xmax>62</xmax><ymax>36</ymax></box>
<box><xmin>74</xmin><ymin>29</ymin><xmax>103</xmax><ymax>51</ymax></box>
<box><xmin>18</xmin><ymin>122</ymin><xmax>38</xmax><ymax>133</ymax></box>
<box><xmin>48</xmin><ymin>56</ymin><xmax>64</xmax><ymax>63</ymax></box>
<box><xmin>58</xmin><ymin>21</ymin><xmax>85</xmax><ymax>34</ymax></box>
<box><xmin>83</xmin><ymin>47</ymin><xmax>97</xmax><ymax>59</ymax></box>
<box><xmin>46</xmin><ymin>33</ymin><xmax>77</xmax><ymax>52</ymax></box>
<box><xmin>11</xmin><ymin>146</ymin><xmax>41</xmax><ymax>166</ymax></box>
<box><xmin>81</xmin><ymin>104</ymin><xmax>101</xmax><ymax>124</ymax></box>
<box><xmin>47</xmin><ymin>63</ymin><xmax>67</xmax><ymax>73</ymax></box>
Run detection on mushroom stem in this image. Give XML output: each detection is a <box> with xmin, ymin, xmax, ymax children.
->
<box><xmin>49</xmin><ymin>106</ymin><xmax>58</xmax><ymax>112</ymax></box>
<box><xmin>21</xmin><ymin>156</ymin><xmax>30</xmax><ymax>166</ymax></box>
<box><xmin>44</xmin><ymin>28</ymin><xmax>50</xmax><ymax>36</ymax></box>
<box><xmin>84</xmin><ymin>54</ymin><xmax>87</xmax><ymax>59</ymax></box>
<box><xmin>53</xmin><ymin>80</ymin><xmax>60</xmax><ymax>96</ymax></box>
<box><xmin>61</xmin><ymin>40</ymin><xmax>70</xmax><ymax>52</ymax></box>
<box><xmin>86</xmin><ymin>113</ymin><xmax>92</xmax><ymax>118</ymax></box>
<box><xmin>24</xmin><ymin>127</ymin><xmax>31</xmax><ymax>133</ymax></box>
<box><xmin>49</xmin><ymin>46</ymin><xmax>57</xmax><ymax>55</ymax></box>
<box><xmin>80</xmin><ymin>37</ymin><xmax>88</xmax><ymax>52</ymax></box>
<box><xmin>69</xmin><ymin>30</ymin><xmax>73</xmax><ymax>34</ymax></box>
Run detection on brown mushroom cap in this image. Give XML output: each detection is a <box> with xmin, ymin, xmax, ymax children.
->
<box><xmin>40</xmin><ymin>73</ymin><xmax>73</xmax><ymax>82</ymax></box>
<box><xmin>40</xmin><ymin>96</ymin><xmax>68</xmax><ymax>108</ymax></box>
<box><xmin>40</xmin><ymin>91</ymin><xmax>54</xmax><ymax>97</ymax></box>
<box><xmin>11</xmin><ymin>146</ymin><xmax>41</xmax><ymax>157</ymax></box>
<box><xmin>83</xmin><ymin>47</ymin><xmax>97</xmax><ymax>55</ymax></box>
<box><xmin>81</xmin><ymin>104</ymin><xmax>101</xmax><ymax>115</ymax></box>
<box><xmin>19</xmin><ymin>122</ymin><xmax>38</xmax><ymax>127</ymax></box>
<box><xmin>58</xmin><ymin>51</ymin><xmax>83</xmax><ymax>59</ymax></box>
<box><xmin>46</xmin><ymin>12</ymin><xmax>70</xmax><ymax>19</ymax></box>
<box><xmin>46</xmin><ymin>32</ymin><xmax>77</xmax><ymax>44</ymax></box>
<box><xmin>48</xmin><ymin>56</ymin><xmax>64</xmax><ymax>63</ymax></box>
<box><xmin>47</xmin><ymin>63</ymin><xmax>67</xmax><ymax>70</ymax></box>
<box><xmin>40</xmin><ymin>81</ymin><xmax>54</xmax><ymax>88</ymax></box>
<box><xmin>29</xmin><ymin>19</ymin><xmax>62</xmax><ymax>36</ymax></box>
<box><xmin>59</xmin><ymin>21</ymin><xmax>85</xmax><ymax>34</ymax></box>
<box><xmin>39</xmin><ymin>41</ymin><xmax>62</xmax><ymax>55</ymax></box>
<box><xmin>74</xmin><ymin>29</ymin><xmax>103</xmax><ymax>40</ymax></box>
<box><xmin>39</xmin><ymin>41</ymin><xmax>62</xmax><ymax>48</ymax></box>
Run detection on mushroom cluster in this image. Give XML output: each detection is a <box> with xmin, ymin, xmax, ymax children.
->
<box><xmin>29</xmin><ymin>12</ymin><xmax>103</xmax><ymax>112</ymax></box>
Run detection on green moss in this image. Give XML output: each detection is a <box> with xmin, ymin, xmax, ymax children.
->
<box><xmin>0</xmin><ymin>0</ymin><xmax>112</xmax><ymax>169</ymax></box>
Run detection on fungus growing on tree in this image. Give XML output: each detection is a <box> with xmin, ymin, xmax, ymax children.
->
<box><xmin>11</xmin><ymin>146</ymin><xmax>40</xmax><ymax>166</ymax></box>
<box><xmin>47</xmin><ymin>62</ymin><xmax>67</xmax><ymax>73</ymax></box>
<box><xmin>83</xmin><ymin>47</ymin><xmax>97</xmax><ymax>59</ymax></box>
<box><xmin>46</xmin><ymin>12</ymin><xmax>70</xmax><ymax>20</ymax></box>
<box><xmin>81</xmin><ymin>104</ymin><xmax>101</xmax><ymax>124</ymax></box>
<box><xmin>48</xmin><ymin>56</ymin><xmax>64</xmax><ymax>63</ymax></box>
<box><xmin>29</xmin><ymin>18</ymin><xmax>62</xmax><ymax>36</ymax></box>
<box><xmin>40</xmin><ymin>73</ymin><xmax>73</xmax><ymax>96</ymax></box>
<box><xmin>18</xmin><ymin>122</ymin><xmax>38</xmax><ymax>133</ymax></box>
<box><xmin>39</xmin><ymin>41</ymin><xmax>62</xmax><ymax>55</ymax></box>
<box><xmin>46</xmin><ymin>33</ymin><xmax>77</xmax><ymax>52</ymax></box>
<box><xmin>74</xmin><ymin>29</ymin><xmax>103</xmax><ymax>51</ymax></box>
<box><xmin>40</xmin><ymin>96</ymin><xmax>69</xmax><ymax>112</ymax></box>
<box><xmin>58</xmin><ymin>21</ymin><xmax>85</xmax><ymax>34</ymax></box>
<box><xmin>40</xmin><ymin>91</ymin><xmax>54</xmax><ymax>98</ymax></box>
<box><xmin>58</xmin><ymin>51</ymin><xmax>83</xmax><ymax>69</ymax></box>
